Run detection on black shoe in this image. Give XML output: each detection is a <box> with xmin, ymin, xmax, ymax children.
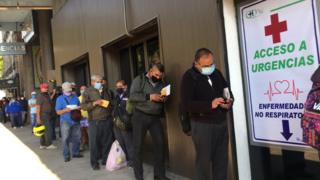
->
<box><xmin>101</xmin><ymin>162</ymin><xmax>106</xmax><ymax>166</ymax></box>
<box><xmin>154</xmin><ymin>176</ymin><xmax>170</xmax><ymax>180</ymax></box>
<box><xmin>64</xmin><ymin>158</ymin><xmax>70</xmax><ymax>162</ymax></box>
<box><xmin>72</xmin><ymin>154</ymin><xmax>84</xmax><ymax>158</ymax></box>
<box><xmin>92</xmin><ymin>165</ymin><xmax>100</xmax><ymax>170</ymax></box>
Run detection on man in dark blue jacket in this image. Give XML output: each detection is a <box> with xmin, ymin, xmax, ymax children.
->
<box><xmin>113</xmin><ymin>80</ymin><xmax>134</xmax><ymax>167</ymax></box>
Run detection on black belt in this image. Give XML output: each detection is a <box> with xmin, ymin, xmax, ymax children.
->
<box><xmin>135</xmin><ymin>108</ymin><xmax>162</xmax><ymax>117</ymax></box>
<box><xmin>190</xmin><ymin>112</ymin><xmax>214</xmax><ymax>117</ymax></box>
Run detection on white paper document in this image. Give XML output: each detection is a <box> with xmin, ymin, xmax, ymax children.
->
<box><xmin>161</xmin><ymin>85</ymin><xmax>171</xmax><ymax>96</ymax></box>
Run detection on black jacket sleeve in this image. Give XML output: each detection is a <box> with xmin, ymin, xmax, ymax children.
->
<box><xmin>216</xmin><ymin>70</ymin><xmax>235</xmax><ymax>101</ymax></box>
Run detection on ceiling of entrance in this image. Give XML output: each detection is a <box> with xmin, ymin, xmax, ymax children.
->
<box><xmin>0</xmin><ymin>0</ymin><xmax>52</xmax><ymax>22</ymax></box>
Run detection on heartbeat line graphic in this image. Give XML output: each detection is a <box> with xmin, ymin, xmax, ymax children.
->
<box><xmin>264</xmin><ymin>80</ymin><xmax>303</xmax><ymax>101</ymax></box>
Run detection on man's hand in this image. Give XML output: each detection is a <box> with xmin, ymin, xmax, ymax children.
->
<box><xmin>220</xmin><ymin>98</ymin><xmax>234</xmax><ymax>110</ymax></box>
<box><xmin>93</xmin><ymin>99</ymin><xmax>103</xmax><ymax>106</ymax></box>
<box><xmin>211</xmin><ymin>98</ymin><xmax>225</xmax><ymax>109</ymax></box>
<box><xmin>150</xmin><ymin>94</ymin><xmax>164</xmax><ymax>102</ymax></box>
<box><xmin>160</xmin><ymin>95</ymin><xmax>168</xmax><ymax>102</ymax></box>
<box><xmin>64</xmin><ymin>108</ymin><xmax>72</xmax><ymax>113</ymax></box>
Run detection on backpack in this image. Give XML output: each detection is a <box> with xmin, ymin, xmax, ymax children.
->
<box><xmin>126</xmin><ymin>74</ymin><xmax>146</xmax><ymax>114</ymax></box>
<box><xmin>301</xmin><ymin>84</ymin><xmax>320</xmax><ymax>149</ymax></box>
<box><xmin>179</xmin><ymin>69</ymin><xmax>200</xmax><ymax>135</ymax></box>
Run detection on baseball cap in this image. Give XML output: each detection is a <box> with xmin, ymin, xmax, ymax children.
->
<box><xmin>40</xmin><ymin>83</ymin><xmax>49</xmax><ymax>89</ymax></box>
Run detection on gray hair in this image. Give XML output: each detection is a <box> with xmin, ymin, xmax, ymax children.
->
<box><xmin>91</xmin><ymin>75</ymin><xmax>102</xmax><ymax>81</ymax></box>
<box><xmin>62</xmin><ymin>82</ymin><xmax>72</xmax><ymax>92</ymax></box>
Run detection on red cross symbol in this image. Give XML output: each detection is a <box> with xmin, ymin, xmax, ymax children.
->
<box><xmin>264</xmin><ymin>13</ymin><xmax>288</xmax><ymax>44</ymax></box>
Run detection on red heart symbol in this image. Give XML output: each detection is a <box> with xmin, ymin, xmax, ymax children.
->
<box><xmin>274</xmin><ymin>80</ymin><xmax>290</xmax><ymax>94</ymax></box>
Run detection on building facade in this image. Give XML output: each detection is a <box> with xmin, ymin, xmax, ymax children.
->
<box><xmin>50</xmin><ymin>0</ymin><xmax>237</xmax><ymax>179</ymax></box>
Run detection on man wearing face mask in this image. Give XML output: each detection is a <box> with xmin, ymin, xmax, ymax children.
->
<box><xmin>28</xmin><ymin>92</ymin><xmax>37</xmax><ymax>132</ymax></box>
<box><xmin>36</xmin><ymin>83</ymin><xmax>57</xmax><ymax>149</ymax></box>
<box><xmin>113</xmin><ymin>80</ymin><xmax>134</xmax><ymax>167</ymax></box>
<box><xmin>81</xmin><ymin>75</ymin><xmax>114</xmax><ymax>170</ymax></box>
<box><xmin>129</xmin><ymin>62</ymin><xmax>169</xmax><ymax>180</ymax></box>
<box><xmin>55</xmin><ymin>82</ymin><xmax>83</xmax><ymax>162</ymax></box>
<box><xmin>180</xmin><ymin>48</ymin><xmax>233</xmax><ymax>180</ymax></box>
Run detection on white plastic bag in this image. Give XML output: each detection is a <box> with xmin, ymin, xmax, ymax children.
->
<box><xmin>106</xmin><ymin>140</ymin><xmax>127</xmax><ymax>171</ymax></box>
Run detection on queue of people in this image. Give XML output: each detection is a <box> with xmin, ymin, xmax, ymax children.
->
<box><xmin>0</xmin><ymin>48</ymin><xmax>233</xmax><ymax>180</ymax></box>
<box><xmin>0</xmin><ymin>96</ymin><xmax>30</xmax><ymax>129</ymax></box>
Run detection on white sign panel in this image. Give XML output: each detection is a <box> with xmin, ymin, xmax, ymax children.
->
<box><xmin>0</xmin><ymin>43</ymin><xmax>26</xmax><ymax>55</ymax></box>
<box><xmin>240</xmin><ymin>0</ymin><xmax>320</xmax><ymax>148</ymax></box>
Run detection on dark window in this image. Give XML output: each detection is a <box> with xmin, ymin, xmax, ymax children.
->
<box><xmin>119</xmin><ymin>48</ymin><xmax>132</xmax><ymax>86</ymax></box>
<box><xmin>131</xmin><ymin>43</ymin><xmax>146</xmax><ymax>77</ymax></box>
<box><xmin>147</xmin><ymin>37</ymin><xmax>160</xmax><ymax>65</ymax></box>
<box><xmin>119</xmin><ymin>37</ymin><xmax>159</xmax><ymax>86</ymax></box>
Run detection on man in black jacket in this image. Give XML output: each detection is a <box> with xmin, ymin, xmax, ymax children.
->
<box><xmin>180</xmin><ymin>48</ymin><xmax>233</xmax><ymax>180</ymax></box>
<box><xmin>130</xmin><ymin>62</ymin><xmax>170</xmax><ymax>180</ymax></box>
<box><xmin>113</xmin><ymin>80</ymin><xmax>134</xmax><ymax>167</ymax></box>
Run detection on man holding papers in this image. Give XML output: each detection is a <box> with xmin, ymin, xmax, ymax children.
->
<box><xmin>81</xmin><ymin>74</ymin><xmax>114</xmax><ymax>170</ymax></box>
<box><xmin>55</xmin><ymin>82</ymin><xmax>83</xmax><ymax>162</ymax></box>
<box><xmin>129</xmin><ymin>62</ymin><xmax>170</xmax><ymax>180</ymax></box>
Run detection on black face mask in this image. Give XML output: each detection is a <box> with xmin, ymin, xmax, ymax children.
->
<box><xmin>151</xmin><ymin>76</ymin><xmax>161</xmax><ymax>83</ymax></box>
<box><xmin>116</xmin><ymin>88</ymin><xmax>124</xmax><ymax>94</ymax></box>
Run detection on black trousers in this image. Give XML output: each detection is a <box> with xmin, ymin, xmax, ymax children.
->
<box><xmin>40</xmin><ymin>113</ymin><xmax>53</xmax><ymax>146</ymax></box>
<box><xmin>113</xmin><ymin>126</ymin><xmax>134</xmax><ymax>165</ymax></box>
<box><xmin>88</xmin><ymin>118</ymin><xmax>114</xmax><ymax>167</ymax></box>
<box><xmin>132</xmin><ymin>110</ymin><xmax>165</xmax><ymax>180</ymax></box>
<box><xmin>191</xmin><ymin>120</ymin><xmax>228</xmax><ymax>180</ymax></box>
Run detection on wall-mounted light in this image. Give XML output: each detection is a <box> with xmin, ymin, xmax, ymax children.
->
<box><xmin>0</xmin><ymin>2</ymin><xmax>52</xmax><ymax>10</ymax></box>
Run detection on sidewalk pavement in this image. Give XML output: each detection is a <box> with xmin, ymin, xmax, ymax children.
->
<box><xmin>0</xmin><ymin>123</ymin><xmax>189</xmax><ymax>180</ymax></box>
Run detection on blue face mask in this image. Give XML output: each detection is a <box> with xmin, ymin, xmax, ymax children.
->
<box><xmin>94</xmin><ymin>82</ymin><xmax>102</xmax><ymax>90</ymax></box>
<box><xmin>32</xmin><ymin>95</ymin><xmax>36</xmax><ymax>99</ymax></box>
<box><xmin>64</xmin><ymin>91</ymin><xmax>72</xmax><ymax>96</ymax></box>
<box><xmin>201</xmin><ymin>64</ymin><xmax>216</xmax><ymax>76</ymax></box>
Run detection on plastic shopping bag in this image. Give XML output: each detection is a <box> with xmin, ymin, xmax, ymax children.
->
<box><xmin>106</xmin><ymin>140</ymin><xmax>127</xmax><ymax>171</ymax></box>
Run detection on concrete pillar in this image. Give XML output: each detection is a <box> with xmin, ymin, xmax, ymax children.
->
<box><xmin>37</xmin><ymin>10</ymin><xmax>54</xmax><ymax>82</ymax></box>
<box><xmin>21</xmin><ymin>45</ymin><xmax>35</xmax><ymax>98</ymax></box>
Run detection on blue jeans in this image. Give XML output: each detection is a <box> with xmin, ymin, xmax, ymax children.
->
<box><xmin>10</xmin><ymin>112</ymin><xmax>22</xmax><ymax>127</ymax></box>
<box><xmin>30</xmin><ymin>113</ymin><xmax>36</xmax><ymax>128</ymax></box>
<box><xmin>61</xmin><ymin>121</ymin><xmax>81</xmax><ymax>159</ymax></box>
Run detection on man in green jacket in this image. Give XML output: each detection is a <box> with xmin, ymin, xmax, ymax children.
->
<box><xmin>81</xmin><ymin>74</ymin><xmax>114</xmax><ymax>170</ymax></box>
<box><xmin>130</xmin><ymin>62</ymin><xmax>170</xmax><ymax>180</ymax></box>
